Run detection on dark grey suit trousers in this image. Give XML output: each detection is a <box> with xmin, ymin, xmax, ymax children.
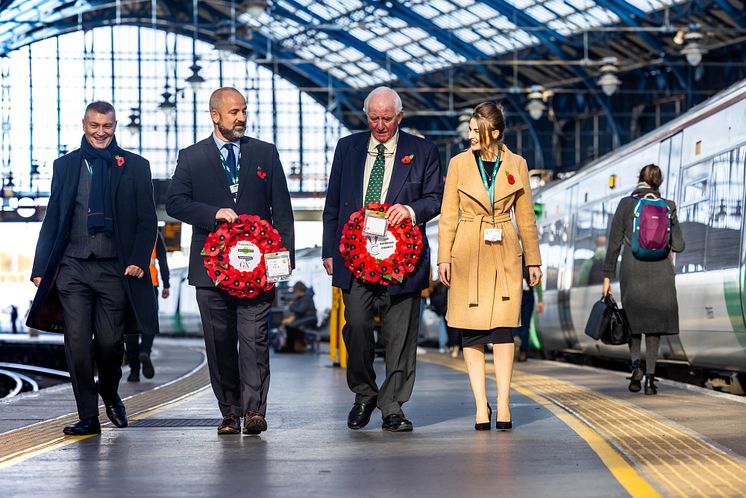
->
<box><xmin>56</xmin><ymin>256</ymin><xmax>127</xmax><ymax>419</ymax></box>
<box><xmin>342</xmin><ymin>280</ymin><xmax>420</xmax><ymax>418</ymax></box>
<box><xmin>196</xmin><ymin>287</ymin><xmax>273</xmax><ymax>417</ymax></box>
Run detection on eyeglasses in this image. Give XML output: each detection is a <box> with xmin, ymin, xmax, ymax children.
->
<box><xmin>367</xmin><ymin>149</ymin><xmax>396</xmax><ymax>157</ymax></box>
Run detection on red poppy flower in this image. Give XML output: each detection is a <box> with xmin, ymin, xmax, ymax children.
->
<box><xmin>401</xmin><ymin>154</ymin><xmax>414</xmax><ymax>165</ymax></box>
<box><xmin>115</xmin><ymin>155</ymin><xmax>125</xmax><ymax>167</ymax></box>
<box><xmin>506</xmin><ymin>173</ymin><xmax>515</xmax><ymax>185</ymax></box>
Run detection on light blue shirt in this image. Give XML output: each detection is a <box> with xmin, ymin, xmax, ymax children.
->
<box><xmin>212</xmin><ymin>133</ymin><xmax>240</xmax><ymax>165</ymax></box>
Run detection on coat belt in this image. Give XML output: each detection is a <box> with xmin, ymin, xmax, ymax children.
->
<box><xmin>461</xmin><ymin>212</ymin><xmax>512</xmax><ymax>306</ymax></box>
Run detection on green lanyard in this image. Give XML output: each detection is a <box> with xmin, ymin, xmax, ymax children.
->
<box><xmin>476</xmin><ymin>150</ymin><xmax>501</xmax><ymax>225</ymax></box>
<box><xmin>218</xmin><ymin>144</ymin><xmax>241</xmax><ymax>185</ymax></box>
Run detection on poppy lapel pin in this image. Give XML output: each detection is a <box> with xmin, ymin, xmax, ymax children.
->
<box><xmin>401</xmin><ymin>154</ymin><xmax>414</xmax><ymax>165</ymax></box>
<box><xmin>114</xmin><ymin>155</ymin><xmax>125</xmax><ymax>167</ymax></box>
<box><xmin>505</xmin><ymin>170</ymin><xmax>515</xmax><ymax>185</ymax></box>
<box><xmin>257</xmin><ymin>166</ymin><xmax>267</xmax><ymax>181</ymax></box>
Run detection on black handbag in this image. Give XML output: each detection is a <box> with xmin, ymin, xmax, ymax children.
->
<box><xmin>584</xmin><ymin>295</ymin><xmax>630</xmax><ymax>345</ymax></box>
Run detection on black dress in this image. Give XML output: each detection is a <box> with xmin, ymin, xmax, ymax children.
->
<box><xmin>459</xmin><ymin>152</ymin><xmax>514</xmax><ymax>347</ymax></box>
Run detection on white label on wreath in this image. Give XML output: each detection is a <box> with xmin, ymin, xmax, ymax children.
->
<box><xmin>366</xmin><ymin>231</ymin><xmax>397</xmax><ymax>260</ymax></box>
<box><xmin>228</xmin><ymin>240</ymin><xmax>262</xmax><ymax>272</ymax></box>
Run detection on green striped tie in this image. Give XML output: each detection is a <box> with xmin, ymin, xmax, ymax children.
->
<box><xmin>364</xmin><ymin>143</ymin><xmax>386</xmax><ymax>206</ymax></box>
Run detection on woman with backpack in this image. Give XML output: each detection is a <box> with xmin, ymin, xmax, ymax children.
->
<box><xmin>602</xmin><ymin>164</ymin><xmax>685</xmax><ymax>395</ymax></box>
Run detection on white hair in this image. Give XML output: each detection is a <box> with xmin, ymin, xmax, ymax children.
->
<box><xmin>363</xmin><ymin>86</ymin><xmax>403</xmax><ymax>115</ymax></box>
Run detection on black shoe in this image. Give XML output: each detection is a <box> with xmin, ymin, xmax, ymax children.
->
<box><xmin>644</xmin><ymin>375</ymin><xmax>658</xmax><ymax>395</ymax></box>
<box><xmin>63</xmin><ymin>417</ymin><xmax>101</xmax><ymax>436</ymax></box>
<box><xmin>347</xmin><ymin>401</ymin><xmax>377</xmax><ymax>430</ymax></box>
<box><xmin>139</xmin><ymin>352</ymin><xmax>155</xmax><ymax>379</ymax></box>
<box><xmin>382</xmin><ymin>414</ymin><xmax>413</xmax><ymax>432</ymax></box>
<box><xmin>127</xmin><ymin>370</ymin><xmax>140</xmax><ymax>383</ymax></box>
<box><xmin>475</xmin><ymin>403</ymin><xmax>492</xmax><ymax>431</ymax></box>
<box><xmin>105</xmin><ymin>396</ymin><xmax>128</xmax><ymax>428</ymax></box>
<box><xmin>495</xmin><ymin>420</ymin><xmax>513</xmax><ymax>431</ymax></box>
<box><xmin>628</xmin><ymin>360</ymin><xmax>643</xmax><ymax>392</ymax></box>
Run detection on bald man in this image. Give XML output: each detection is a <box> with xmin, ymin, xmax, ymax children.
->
<box><xmin>166</xmin><ymin>87</ymin><xmax>294</xmax><ymax>436</ymax></box>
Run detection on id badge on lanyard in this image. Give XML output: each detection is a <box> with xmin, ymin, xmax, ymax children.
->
<box><xmin>220</xmin><ymin>147</ymin><xmax>241</xmax><ymax>199</ymax></box>
<box><xmin>477</xmin><ymin>152</ymin><xmax>502</xmax><ymax>242</ymax></box>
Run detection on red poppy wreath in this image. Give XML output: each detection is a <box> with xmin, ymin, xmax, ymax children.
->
<box><xmin>201</xmin><ymin>214</ymin><xmax>286</xmax><ymax>298</ymax></box>
<box><xmin>339</xmin><ymin>202</ymin><xmax>423</xmax><ymax>285</ymax></box>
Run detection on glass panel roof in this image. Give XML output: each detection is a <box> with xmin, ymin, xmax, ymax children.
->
<box><xmin>0</xmin><ymin>0</ymin><xmax>693</xmax><ymax>88</ymax></box>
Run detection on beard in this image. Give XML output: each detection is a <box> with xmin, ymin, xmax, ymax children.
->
<box><xmin>218</xmin><ymin>120</ymin><xmax>245</xmax><ymax>142</ymax></box>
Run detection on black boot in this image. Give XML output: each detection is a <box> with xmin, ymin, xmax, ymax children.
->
<box><xmin>644</xmin><ymin>375</ymin><xmax>657</xmax><ymax>395</ymax></box>
<box><xmin>628</xmin><ymin>360</ymin><xmax>643</xmax><ymax>392</ymax></box>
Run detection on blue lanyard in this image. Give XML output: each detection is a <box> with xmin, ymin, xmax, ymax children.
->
<box><xmin>218</xmin><ymin>145</ymin><xmax>241</xmax><ymax>185</ymax></box>
<box><xmin>476</xmin><ymin>150</ymin><xmax>501</xmax><ymax>225</ymax></box>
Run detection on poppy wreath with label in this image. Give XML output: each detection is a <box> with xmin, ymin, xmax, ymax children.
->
<box><xmin>339</xmin><ymin>202</ymin><xmax>423</xmax><ymax>286</ymax></box>
<box><xmin>201</xmin><ymin>214</ymin><xmax>286</xmax><ymax>298</ymax></box>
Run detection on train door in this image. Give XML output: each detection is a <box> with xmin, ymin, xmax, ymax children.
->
<box><xmin>734</xmin><ymin>145</ymin><xmax>746</xmax><ymax>348</ymax></box>
<box><xmin>659</xmin><ymin>133</ymin><xmax>688</xmax><ymax>362</ymax></box>
<box><xmin>559</xmin><ymin>185</ymin><xmax>580</xmax><ymax>349</ymax></box>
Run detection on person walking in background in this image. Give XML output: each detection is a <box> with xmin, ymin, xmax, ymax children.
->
<box><xmin>513</xmin><ymin>258</ymin><xmax>543</xmax><ymax>362</ymax></box>
<box><xmin>322</xmin><ymin>86</ymin><xmax>443</xmax><ymax>432</ymax></box>
<box><xmin>9</xmin><ymin>304</ymin><xmax>18</xmax><ymax>333</ymax></box>
<box><xmin>28</xmin><ymin>101</ymin><xmax>158</xmax><ymax>436</ymax></box>
<box><xmin>602</xmin><ymin>164</ymin><xmax>685</xmax><ymax>395</ymax></box>
<box><xmin>438</xmin><ymin>102</ymin><xmax>542</xmax><ymax>431</ymax></box>
<box><xmin>125</xmin><ymin>231</ymin><xmax>170</xmax><ymax>382</ymax></box>
<box><xmin>167</xmin><ymin>87</ymin><xmax>294</xmax><ymax>436</ymax></box>
<box><xmin>280</xmin><ymin>281</ymin><xmax>317</xmax><ymax>353</ymax></box>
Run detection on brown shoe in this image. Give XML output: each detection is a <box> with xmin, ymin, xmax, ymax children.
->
<box><xmin>217</xmin><ymin>415</ymin><xmax>241</xmax><ymax>435</ymax></box>
<box><xmin>243</xmin><ymin>412</ymin><xmax>267</xmax><ymax>435</ymax></box>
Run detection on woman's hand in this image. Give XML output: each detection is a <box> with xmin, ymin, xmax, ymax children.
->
<box><xmin>602</xmin><ymin>277</ymin><xmax>611</xmax><ymax>297</ymax></box>
<box><xmin>438</xmin><ymin>263</ymin><xmax>451</xmax><ymax>287</ymax></box>
<box><xmin>528</xmin><ymin>266</ymin><xmax>542</xmax><ymax>287</ymax></box>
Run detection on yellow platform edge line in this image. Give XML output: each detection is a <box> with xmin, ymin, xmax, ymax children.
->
<box><xmin>419</xmin><ymin>355</ymin><xmax>661</xmax><ymax>498</ymax></box>
<box><xmin>0</xmin><ymin>364</ymin><xmax>211</xmax><ymax>469</ymax></box>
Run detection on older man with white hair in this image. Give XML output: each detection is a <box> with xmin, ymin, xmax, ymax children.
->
<box><xmin>322</xmin><ymin>86</ymin><xmax>443</xmax><ymax>432</ymax></box>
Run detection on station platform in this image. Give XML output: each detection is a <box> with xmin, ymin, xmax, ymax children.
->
<box><xmin>1</xmin><ymin>340</ymin><xmax>745</xmax><ymax>498</ymax></box>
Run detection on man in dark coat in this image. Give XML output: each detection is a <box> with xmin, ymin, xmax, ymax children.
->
<box><xmin>322</xmin><ymin>86</ymin><xmax>443</xmax><ymax>432</ymax></box>
<box><xmin>28</xmin><ymin>101</ymin><xmax>158</xmax><ymax>436</ymax></box>
<box><xmin>166</xmin><ymin>87</ymin><xmax>294</xmax><ymax>436</ymax></box>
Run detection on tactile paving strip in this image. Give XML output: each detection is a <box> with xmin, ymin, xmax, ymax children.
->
<box><xmin>0</xmin><ymin>358</ymin><xmax>210</xmax><ymax>464</ymax></box>
<box><xmin>421</xmin><ymin>354</ymin><xmax>746</xmax><ymax>498</ymax></box>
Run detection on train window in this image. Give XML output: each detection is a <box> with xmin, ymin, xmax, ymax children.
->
<box><xmin>705</xmin><ymin>148</ymin><xmax>744</xmax><ymax>270</ymax></box>
<box><xmin>572</xmin><ymin>202</ymin><xmax>613</xmax><ymax>286</ymax></box>
<box><xmin>677</xmin><ymin>161</ymin><xmax>710</xmax><ymax>273</ymax></box>
<box><xmin>539</xmin><ymin>219</ymin><xmax>568</xmax><ymax>291</ymax></box>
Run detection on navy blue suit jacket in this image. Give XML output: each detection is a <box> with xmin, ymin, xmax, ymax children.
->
<box><xmin>322</xmin><ymin>130</ymin><xmax>443</xmax><ymax>295</ymax></box>
<box><xmin>166</xmin><ymin>135</ymin><xmax>295</xmax><ymax>288</ymax></box>
<box><xmin>28</xmin><ymin>147</ymin><xmax>159</xmax><ymax>335</ymax></box>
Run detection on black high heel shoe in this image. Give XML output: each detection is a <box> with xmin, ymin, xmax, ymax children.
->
<box><xmin>495</xmin><ymin>408</ymin><xmax>512</xmax><ymax>431</ymax></box>
<box><xmin>475</xmin><ymin>403</ymin><xmax>492</xmax><ymax>431</ymax></box>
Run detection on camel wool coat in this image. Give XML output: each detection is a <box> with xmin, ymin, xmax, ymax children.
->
<box><xmin>438</xmin><ymin>146</ymin><xmax>541</xmax><ymax>330</ymax></box>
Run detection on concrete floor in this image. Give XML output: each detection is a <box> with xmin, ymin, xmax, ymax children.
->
<box><xmin>0</xmin><ymin>352</ymin><xmax>628</xmax><ymax>498</ymax></box>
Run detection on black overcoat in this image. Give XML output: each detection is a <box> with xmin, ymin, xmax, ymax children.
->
<box><xmin>603</xmin><ymin>187</ymin><xmax>685</xmax><ymax>335</ymax></box>
<box><xmin>27</xmin><ymin>148</ymin><xmax>159</xmax><ymax>335</ymax></box>
<box><xmin>166</xmin><ymin>135</ymin><xmax>295</xmax><ymax>287</ymax></box>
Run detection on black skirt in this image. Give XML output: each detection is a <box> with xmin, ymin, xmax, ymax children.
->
<box><xmin>460</xmin><ymin>327</ymin><xmax>513</xmax><ymax>347</ymax></box>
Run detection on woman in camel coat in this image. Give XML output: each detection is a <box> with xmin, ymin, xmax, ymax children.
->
<box><xmin>438</xmin><ymin>102</ymin><xmax>542</xmax><ymax>430</ymax></box>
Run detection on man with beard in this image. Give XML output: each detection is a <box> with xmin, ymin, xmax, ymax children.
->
<box><xmin>28</xmin><ymin>101</ymin><xmax>158</xmax><ymax>435</ymax></box>
<box><xmin>166</xmin><ymin>87</ymin><xmax>294</xmax><ymax>435</ymax></box>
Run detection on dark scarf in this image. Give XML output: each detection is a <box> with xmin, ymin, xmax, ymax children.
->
<box><xmin>80</xmin><ymin>135</ymin><xmax>119</xmax><ymax>235</ymax></box>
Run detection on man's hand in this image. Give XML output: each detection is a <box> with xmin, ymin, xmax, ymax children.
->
<box><xmin>386</xmin><ymin>204</ymin><xmax>413</xmax><ymax>227</ymax></box>
<box><xmin>323</xmin><ymin>257</ymin><xmax>333</xmax><ymax>276</ymax></box>
<box><xmin>536</xmin><ymin>302</ymin><xmax>544</xmax><ymax>314</ymax></box>
<box><xmin>438</xmin><ymin>263</ymin><xmax>451</xmax><ymax>287</ymax></box>
<box><xmin>215</xmin><ymin>208</ymin><xmax>239</xmax><ymax>224</ymax></box>
<box><xmin>32</xmin><ymin>277</ymin><xmax>41</xmax><ymax>288</ymax></box>
<box><xmin>124</xmin><ymin>265</ymin><xmax>145</xmax><ymax>279</ymax></box>
<box><xmin>162</xmin><ymin>288</ymin><xmax>170</xmax><ymax>299</ymax></box>
<box><xmin>528</xmin><ymin>266</ymin><xmax>542</xmax><ymax>287</ymax></box>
